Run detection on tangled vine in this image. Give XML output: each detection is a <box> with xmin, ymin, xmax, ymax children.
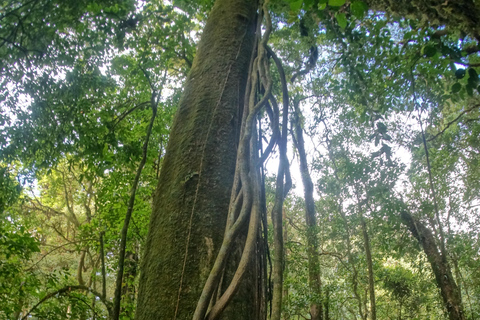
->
<box><xmin>191</xmin><ymin>1</ymin><xmax>291</xmax><ymax>319</ymax></box>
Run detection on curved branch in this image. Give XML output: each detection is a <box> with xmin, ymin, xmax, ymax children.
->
<box><xmin>258</xmin><ymin>98</ymin><xmax>279</xmax><ymax>165</ymax></box>
<box><xmin>427</xmin><ymin>104</ymin><xmax>480</xmax><ymax>141</ymax></box>
<box><xmin>21</xmin><ymin>285</ymin><xmax>111</xmax><ymax>320</ymax></box>
<box><xmin>24</xmin><ymin>238</ymin><xmax>97</xmax><ymax>272</ymax></box>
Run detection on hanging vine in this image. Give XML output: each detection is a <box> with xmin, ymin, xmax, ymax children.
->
<box><xmin>192</xmin><ymin>1</ymin><xmax>291</xmax><ymax>319</ymax></box>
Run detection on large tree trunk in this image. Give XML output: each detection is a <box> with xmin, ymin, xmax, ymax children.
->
<box><xmin>400</xmin><ymin>211</ymin><xmax>465</xmax><ymax>320</ymax></box>
<box><xmin>135</xmin><ymin>0</ymin><xmax>258</xmax><ymax>319</ymax></box>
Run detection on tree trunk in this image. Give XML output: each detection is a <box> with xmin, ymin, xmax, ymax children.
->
<box><xmin>135</xmin><ymin>0</ymin><xmax>258</xmax><ymax>319</ymax></box>
<box><xmin>292</xmin><ymin>100</ymin><xmax>323</xmax><ymax>320</ymax></box>
<box><xmin>360</xmin><ymin>216</ymin><xmax>376</xmax><ymax>320</ymax></box>
<box><xmin>324</xmin><ymin>288</ymin><xmax>330</xmax><ymax>320</ymax></box>
<box><xmin>400</xmin><ymin>211</ymin><xmax>465</xmax><ymax>320</ymax></box>
<box><xmin>121</xmin><ymin>250</ymin><xmax>138</xmax><ymax>318</ymax></box>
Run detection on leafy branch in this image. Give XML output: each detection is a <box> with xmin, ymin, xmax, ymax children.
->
<box><xmin>427</xmin><ymin>104</ymin><xmax>480</xmax><ymax>142</ymax></box>
<box><xmin>21</xmin><ymin>285</ymin><xmax>112</xmax><ymax>320</ymax></box>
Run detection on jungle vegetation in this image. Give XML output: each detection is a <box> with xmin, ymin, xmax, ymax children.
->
<box><xmin>1</xmin><ymin>0</ymin><xmax>480</xmax><ymax>319</ymax></box>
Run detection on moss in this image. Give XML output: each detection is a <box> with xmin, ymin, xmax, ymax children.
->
<box><xmin>135</xmin><ymin>0</ymin><xmax>259</xmax><ymax>319</ymax></box>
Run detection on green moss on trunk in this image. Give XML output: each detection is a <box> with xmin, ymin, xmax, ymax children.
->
<box><xmin>401</xmin><ymin>211</ymin><xmax>465</xmax><ymax>320</ymax></box>
<box><xmin>135</xmin><ymin>0</ymin><xmax>258</xmax><ymax>319</ymax></box>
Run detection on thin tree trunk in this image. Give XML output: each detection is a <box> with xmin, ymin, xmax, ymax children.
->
<box><xmin>292</xmin><ymin>99</ymin><xmax>323</xmax><ymax>320</ymax></box>
<box><xmin>100</xmin><ymin>232</ymin><xmax>107</xmax><ymax>301</ymax></box>
<box><xmin>282</xmin><ymin>208</ymin><xmax>289</xmax><ymax>320</ymax></box>
<box><xmin>113</xmin><ymin>92</ymin><xmax>157</xmax><ymax>320</ymax></box>
<box><xmin>400</xmin><ymin>211</ymin><xmax>465</xmax><ymax>320</ymax></box>
<box><xmin>324</xmin><ymin>288</ymin><xmax>330</xmax><ymax>320</ymax></box>
<box><xmin>77</xmin><ymin>249</ymin><xmax>86</xmax><ymax>286</ymax></box>
<box><xmin>270</xmin><ymin>36</ymin><xmax>291</xmax><ymax>320</ymax></box>
<box><xmin>135</xmin><ymin>0</ymin><xmax>258</xmax><ymax>319</ymax></box>
<box><xmin>120</xmin><ymin>250</ymin><xmax>138</xmax><ymax>318</ymax></box>
<box><xmin>360</xmin><ymin>216</ymin><xmax>376</xmax><ymax>320</ymax></box>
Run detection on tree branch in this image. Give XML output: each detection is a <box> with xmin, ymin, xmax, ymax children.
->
<box><xmin>112</xmin><ymin>90</ymin><xmax>159</xmax><ymax>320</ymax></box>
<box><xmin>427</xmin><ymin>104</ymin><xmax>480</xmax><ymax>141</ymax></box>
<box><xmin>21</xmin><ymin>285</ymin><xmax>111</xmax><ymax>320</ymax></box>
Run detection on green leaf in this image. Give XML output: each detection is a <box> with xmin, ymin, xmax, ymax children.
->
<box><xmin>468</xmin><ymin>68</ymin><xmax>479</xmax><ymax>85</ymax></box>
<box><xmin>336</xmin><ymin>13</ymin><xmax>347</xmax><ymax>29</ymax></box>
<box><xmin>350</xmin><ymin>1</ymin><xmax>368</xmax><ymax>19</ymax></box>
<box><xmin>318</xmin><ymin>0</ymin><xmax>327</xmax><ymax>10</ymax></box>
<box><xmin>289</xmin><ymin>0</ymin><xmax>303</xmax><ymax>12</ymax></box>
<box><xmin>466</xmin><ymin>83</ymin><xmax>474</xmax><ymax>96</ymax></box>
<box><xmin>451</xmin><ymin>82</ymin><xmax>462</xmax><ymax>93</ymax></box>
<box><xmin>468</xmin><ymin>68</ymin><xmax>478</xmax><ymax>78</ymax></box>
<box><xmin>455</xmin><ymin>68</ymin><xmax>466</xmax><ymax>79</ymax></box>
<box><xmin>304</xmin><ymin>0</ymin><xmax>315</xmax><ymax>9</ymax></box>
<box><xmin>329</xmin><ymin>0</ymin><xmax>346</xmax><ymax>7</ymax></box>
<box><xmin>423</xmin><ymin>45</ymin><xmax>436</xmax><ymax>57</ymax></box>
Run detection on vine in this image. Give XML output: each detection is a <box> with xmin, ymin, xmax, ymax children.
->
<box><xmin>191</xmin><ymin>1</ymin><xmax>292</xmax><ymax>319</ymax></box>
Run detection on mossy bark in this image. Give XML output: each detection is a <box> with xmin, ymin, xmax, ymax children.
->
<box><xmin>120</xmin><ymin>251</ymin><xmax>138</xmax><ymax>318</ymax></box>
<box><xmin>401</xmin><ymin>211</ymin><xmax>465</xmax><ymax>320</ymax></box>
<box><xmin>135</xmin><ymin>0</ymin><xmax>257</xmax><ymax>319</ymax></box>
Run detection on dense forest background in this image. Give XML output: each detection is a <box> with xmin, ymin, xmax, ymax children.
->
<box><xmin>1</xmin><ymin>0</ymin><xmax>479</xmax><ymax>319</ymax></box>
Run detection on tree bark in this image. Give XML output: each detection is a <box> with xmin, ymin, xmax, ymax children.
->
<box><xmin>135</xmin><ymin>0</ymin><xmax>258</xmax><ymax>319</ymax></box>
<box><xmin>292</xmin><ymin>100</ymin><xmax>323</xmax><ymax>320</ymax></box>
<box><xmin>360</xmin><ymin>216</ymin><xmax>376</xmax><ymax>320</ymax></box>
<box><xmin>324</xmin><ymin>288</ymin><xmax>330</xmax><ymax>320</ymax></box>
<box><xmin>400</xmin><ymin>211</ymin><xmax>465</xmax><ymax>320</ymax></box>
<box><xmin>120</xmin><ymin>250</ymin><xmax>138</xmax><ymax>318</ymax></box>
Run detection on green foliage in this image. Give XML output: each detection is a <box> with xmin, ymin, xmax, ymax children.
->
<box><xmin>0</xmin><ymin>166</ymin><xmax>21</xmax><ymax>212</ymax></box>
<box><xmin>0</xmin><ymin>167</ymin><xmax>40</xmax><ymax>319</ymax></box>
<box><xmin>1</xmin><ymin>0</ymin><xmax>480</xmax><ymax>318</ymax></box>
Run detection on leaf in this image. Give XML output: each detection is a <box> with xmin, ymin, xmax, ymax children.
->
<box><xmin>377</xmin><ymin>122</ymin><xmax>387</xmax><ymax>134</ymax></box>
<box><xmin>455</xmin><ymin>68</ymin><xmax>466</xmax><ymax>79</ymax></box>
<box><xmin>422</xmin><ymin>45</ymin><xmax>436</xmax><ymax>57</ymax></box>
<box><xmin>318</xmin><ymin>0</ymin><xmax>327</xmax><ymax>10</ymax></box>
<box><xmin>329</xmin><ymin>0</ymin><xmax>346</xmax><ymax>6</ymax></box>
<box><xmin>350</xmin><ymin>1</ymin><xmax>368</xmax><ymax>19</ymax></box>
<box><xmin>451</xmin><ymin>82</ymin><xmax>461</xmax><ymax>93</ymax></box>
<box><xmin>468</xmin><ymin>68</ymin><xmax>479</xmax><ymax>85</ymax></box>
<box><xmin>289</xmin><ymin>0</ymin><xmax>303</xmax><ymax>12</ymax></box>
<box><xmin>304</xmin><ymin>0</ymin><xmax>315</xmax><ymax>9</ymax></box>
<box><xmin>466</xmin><ymin>83</ymin><xmax>474</xmax><ymax>96</ymax></box>
<box><xmin>468</xmin><ymin>68</ymin><xmax>478</xmax><ymax>78</ymax></box>
<box><xmin>336</xmin><ymin>13</ymin><xmax>347</xmax><ymax>29</ymax></box>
